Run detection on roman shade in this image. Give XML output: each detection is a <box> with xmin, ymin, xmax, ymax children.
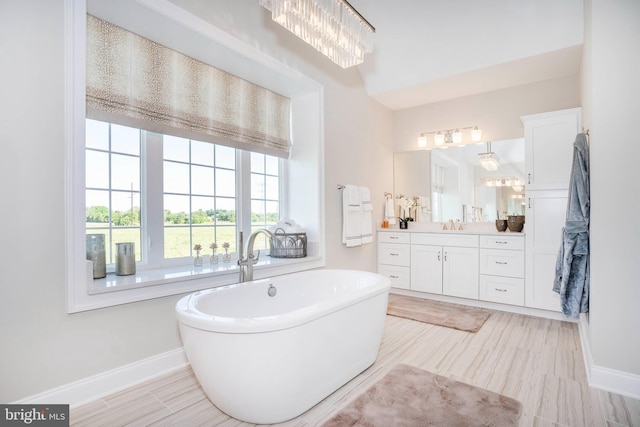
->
<box><xmin>86</xmin><ymin>15</ymin><xmax>291</xmax><ymax>158</ymax></box>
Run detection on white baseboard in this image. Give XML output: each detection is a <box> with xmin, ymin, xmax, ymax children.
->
<box><xmin>589</xmin><ymin>366</ymin><xmax>640</xmax><ymax>400</ymax></box>
<box><xmin>13</xmin><ymin>348</ymin><xmax>189</xmax><ymax>408</ymax></box>
<box><xmin>578</xmin><ymin>315</ymin><xmax>640</xmax><ymax>400</ymax></box>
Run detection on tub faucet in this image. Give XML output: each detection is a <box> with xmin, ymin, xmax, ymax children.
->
<box><xmin>238</xmin><ymin>229</ymin><xmax>274</xmax><ymax>282</ymax></box>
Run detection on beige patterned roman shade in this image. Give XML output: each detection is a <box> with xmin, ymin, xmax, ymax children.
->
<box><xmin>86</xmin><ymin>15</ymin><xmax>291</xmax><ymax>158</ymax></box>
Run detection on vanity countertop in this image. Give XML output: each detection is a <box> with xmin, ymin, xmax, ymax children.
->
<box><xmin>377</xmin><ymin>225</ymin><xmax>526</xmax><ymax>236</ymax></box>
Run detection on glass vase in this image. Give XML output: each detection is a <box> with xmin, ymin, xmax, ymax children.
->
<box><xmin>194</xmin><ymin>250</ymin><xmax>203</xmax><ymax>266</ymax></box>
<box><xmin>223</xmin><ymin>251</ymin><xmax>231</xmax><ymax>263</ymax></box>
<box><xmin>210</xmin><ymin>252</ymin><xmax>218</xmax><ymax>265</ymax></box>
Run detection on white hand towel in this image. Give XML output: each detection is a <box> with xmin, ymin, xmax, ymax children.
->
<box><xmin>385</xmin><ymin>198</ymin><xmax>396</xmax><ymax>225</ymax></box>
<box><xmin>359</xmin><ymin>186</ymin><xmax>373</xmax><ymax>244</ymax></box>
<box><xmin>342</xmin><ymin>185</ymin><xmax>362</xmax><ymax>247</ymax></box>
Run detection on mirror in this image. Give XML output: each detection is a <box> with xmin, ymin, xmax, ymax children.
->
<box><xmin>394</xmin><ymin>138</ymin><xmax>525</xmax><ymax>223</ymax></box>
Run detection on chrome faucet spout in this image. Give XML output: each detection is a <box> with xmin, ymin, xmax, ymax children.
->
<box><xmin>237</xmin><ymin>231</ymin><xmax>245</xmax><ymax>282</ymax></box>
<box><xmin>237</xmin><ymin>229</ymin><xmax>274</xmax><ymax>282</ymax></box>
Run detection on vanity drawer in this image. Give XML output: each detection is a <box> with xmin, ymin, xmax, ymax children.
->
<box><xmin>480</xmin><ymin>249</ymin><xmax>524</xmax><ymax>278</ymax></box>
<box><xmin>480</xmin><ymin>235</ymin><xmax>525</xmax><ymax>250</ymax></box>
<box><xmin>378</xmin><ymin>265</ymin><xmax>410</xmax><ymax>289</ymax></box>
<box><xmin>378</xmin><ymin>243</ymin><xmax>410</xmax><ymax>266</ymax></box>
<box><xmin>411</xmin><ymin>233</ymin><xmax>478</xmax><ymax>248</ymax></box>
<box><xmin>378</xmin><ymin>232</ymin><xmax>410</xmax><ymax>244</ymax></box>
<box><xmin>479</xmin><ymin>275</ymin><xmax>524</xmax><ymax>306</ymax></box>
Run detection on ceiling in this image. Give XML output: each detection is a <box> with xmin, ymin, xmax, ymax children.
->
<box><xmin>348</xmin><ymin>0</ymin><xmax>584</xmax><ymax>110</ymax></box>
<box><xmin>94</xmin><ymin>0</ymin><xmax>585</xmax><ymax>112</ymax></box>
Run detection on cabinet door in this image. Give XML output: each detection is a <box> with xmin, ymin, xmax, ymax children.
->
<box><xmin>525</xmin><ymin>190</ymin><xmax>567</xmax><ymax>311</ymax></box>
<box><xmin>443</xmin><ymin>246</ymin><xmax>479</xmax><ymax>299</ymax></box>
<box><xmin>523</xmin><ymin>108</ymin><xmax>580</xmax><ymax>189</ymax></box>
<box><xmin>411</xmin><ymin>245</ymin><xmax>443</xmax><ymax>294</ymax></box>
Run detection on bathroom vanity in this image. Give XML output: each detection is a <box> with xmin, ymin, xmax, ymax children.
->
<box><xmin>384</xmin><ymin>107</ymin><xmax>581</xmax><ymax>317</ymax></box>
<box><xmin>378</xmin><ymin>229</ymin><xmax>527</xmax><ymax>309</ymax></box>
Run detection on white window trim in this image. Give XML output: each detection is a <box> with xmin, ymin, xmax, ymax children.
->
<box><xmin>65</xmin><ymin>0</ymin><xmax>325</xmax><ymax>313</ymax></box>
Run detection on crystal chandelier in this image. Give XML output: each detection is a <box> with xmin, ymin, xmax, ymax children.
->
<box><xmin>259</xmin><ymin>0</ymin><xmax>375</xmax><ymax>68</ymax></box>
<box><xmin>478</xmin><ymin>142</ymin><xmax>500</xmax><ymax>171</ymax></box>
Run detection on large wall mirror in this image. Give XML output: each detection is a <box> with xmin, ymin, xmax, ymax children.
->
<box><xmin>393</xmin><ymin>138</ymin><xmax>525</xmax><ymax>223</ymax></box>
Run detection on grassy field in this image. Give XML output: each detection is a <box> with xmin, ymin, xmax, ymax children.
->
<box><xmin>86</xmin><ymin>221</ymin><xmax>263</xmax><ymax>263</ymax></box>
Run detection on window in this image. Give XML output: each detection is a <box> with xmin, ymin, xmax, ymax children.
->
<box><xmin>66</xmin><ymin>1</ymin><xmax>324</xmax><ymax>313</ymax></box>
<box><xmin>162</xmin><ymin>135</ymin><xmax>238</xmax><ymax>258</ymax></box>
<box><xmin>85</xmin><ymin>119</ymin><xmax>280</xmax><ymax>270</ymax></box>
<box><xmin>85</xmin><ymin>120</ymin><xmax>142</xmax><ymax>264</ymax></box>
<box><xmin>250</xmin><ymin>152</ymin><xmax>280</xmax><ymax>250</ymax></box>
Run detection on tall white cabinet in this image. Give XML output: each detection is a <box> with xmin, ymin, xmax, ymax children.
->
<box><xmin>522</xmin><ymin>108</ymin><xmax>581</xmax><ymax>312</ymax></box>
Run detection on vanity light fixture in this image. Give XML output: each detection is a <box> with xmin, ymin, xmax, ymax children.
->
<box><xmin>481</xmin><ymin>177</ymin><xmax>524</xmax><ymax>192</ymax></box>
<box><xmin>416</xmin><ymin>126</ymin><xmax>482</xmax><ymax>149</ymax></box>
<box><xmin>259</xmin><ymin>0</ymin><xmax>375</xmax><ymax>69</ymax></box>
<box><xmin>479</xmin><ymin>141</ymin><xmax>500</xmax><ymax>171</ymax></box>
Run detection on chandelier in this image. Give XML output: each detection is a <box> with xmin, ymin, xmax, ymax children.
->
<box><xmin>478</xmin><ymin>142</ymin><xmax>500</xmax><ymax>170</ymax></box>
<box><xmin>259</xmin><ymin>0</ymin><xmax>375</xmax><ymax>68</ymax></box>
<box><xmin>417</xmin><ymin>126</ymin><xmax>482</xmax><ymax>149</ymax></box>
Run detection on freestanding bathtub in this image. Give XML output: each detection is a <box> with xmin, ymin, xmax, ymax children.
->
<box><xmin>175</xmin><ymin>269</ymin><xmax>390</xmax><ymax>424</ymax></box>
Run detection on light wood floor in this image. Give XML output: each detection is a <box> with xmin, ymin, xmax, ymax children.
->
<box><xmin>70</xmin><ymin>303</ymin><xmax>640</xmax><ymax>426</ymax></box>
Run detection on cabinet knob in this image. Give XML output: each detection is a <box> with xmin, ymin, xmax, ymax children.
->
<box><xmin>390</xmin><ymin>275</ymin><xmax>399</xmax><ymax>279</ymax></box>
<box><xmin>527</xmin><ymin>173</ymin><xmax>531</xmax><ymax>184</ymax></box>
<box><xmin>495</xmin><ymin>288</ymin><xmax>507</xmax><ymax>292</ymax></box>
<box><xmin>496</xmin><ymin>241</ymin><xmax>507</xmax><ymax>244</ymax></box>
<box><xmin>437</xmin><ymin>251</ymin><xmax>441</xmax><ymax>261</ymax></box>
<box><xmin>390</xmin><ymin>236</ymin><xmax>398</xmax><ymax>239</ymax></box>
<box><xmin>390</xmin><ymin>253</ymin><xmax>399</xmax><ymax>256</ymax></box>
<box><xmin>444</xmin><ymin>252</ymin><xmax>448</xmax><ymax>261</ymax></box>
<box><xmin>495</xmin><ymin>261</ymin><xmax>508</xmax><ymax>265</ymax></box>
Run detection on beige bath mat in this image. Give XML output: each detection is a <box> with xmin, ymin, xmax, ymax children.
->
<box><xmin>387</xmin><ymin>295</ymin><xmax>490</xmax><ymax>332</ymax></box>
<box><xmin>322</xmin><ymin>364</ymin><xmax>522</xmax><ymax>426</ymax></box>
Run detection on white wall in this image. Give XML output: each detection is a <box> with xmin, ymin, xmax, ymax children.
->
<box><xmin>0</xmin><ymin>0</ymin><xmax>393</xmax><ymax>402</ymax></box>
<box><xmin>393</xmin><ymin>76</ymin><xmax>581</xmax><ymax>152</ymax></box>
<box><xmin>582</xmin><ymin>0</ymin><xmax>640</xmax><ymax>385</ymax></box>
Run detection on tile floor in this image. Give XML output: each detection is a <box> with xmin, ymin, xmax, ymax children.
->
<box><xmin>70</xmin><ymin>301</ymin><xmax>640</xmax><ymax>426</ymax></box>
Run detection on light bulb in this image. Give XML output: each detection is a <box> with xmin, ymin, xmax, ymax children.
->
<box><xmin>471</xmin><ymin>126</ymin><xmax>482</xmax><ymax>142</ymax></box>
<box><xmin>452</xmin><ymin>129</ymin><xmax>463</xmax><ymax>144</ymax></box>
<box><xmin>417</xmin><ymin>134</ymin><xmax>427</xmax><ymax>147</ymax></box>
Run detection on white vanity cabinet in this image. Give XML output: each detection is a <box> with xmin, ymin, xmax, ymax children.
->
<box><xmin>411</xmin><ymin>233</ymin><xmax>479</xmax><ymax>299</ymax></box>
<box><xmin>479</xmin><ymin>235</ymin><xmax>525</xmax><ymax>306</ymax></box>
<box><xmin>377</xmin><ymin>232</ymin><xmax>411</xmax><ymax>289</ymax></box>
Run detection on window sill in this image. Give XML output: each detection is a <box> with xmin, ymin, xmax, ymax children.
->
<box><xmin>71</xmin><ymin>254</ymin><xmax>325</xmax><ymax>313</ymax></box>
<box><xmin>88</xmin><ymin>256</ymin><xmax>320</xmax><ymax>295</ymax></box>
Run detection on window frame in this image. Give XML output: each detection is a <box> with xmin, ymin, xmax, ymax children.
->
<box><xmin>65</xmin><ymin>0</ymin><xmax>325</xmax><ymax>313</ymax></box>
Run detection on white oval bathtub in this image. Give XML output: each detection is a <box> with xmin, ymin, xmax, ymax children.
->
<box><xmin>176</xmin><ymin>269</ymin><xmax>390</xmax><ymax>424</ymax></box>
